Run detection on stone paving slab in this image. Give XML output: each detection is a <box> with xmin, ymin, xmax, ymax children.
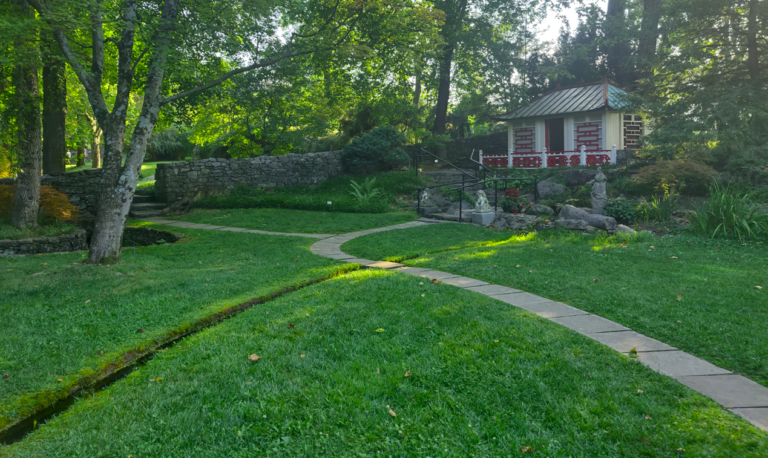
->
<box><xmin>343</xmin><ymin>258</ymin><xmax>376</xmax><ymax>265</ymax></box>
<box><xmin>440</xmin><ymin>276</ymin><xmax>489</xmax><ymax>288</ymax></box>
<box><xmin>518</xmin><ymin>301</ymin><xmax>590</xmax><ymax>319</ymax></box>
<box><xmin>732</xmin><ymin>408</ymin><xmax>768</xmax><ymax>431</ymax></box>
<box><xmin>364</xmin><ymin>261</ymin><xmax>404</xmax><ymax>269</ymax></box>
<box><xmin>393</xmin><ymin>267</ymin><xmax>433</xmax><ymax>275</ymax></box>
<box><xmin>464</xmin><ymin>284</ymin><xmax>522</xmax><ymax>296</ymax></box>
<box><xmin>324</xmin><ymin>253</ymin><xmax>356</xmax><ymax>260</ymax></box>
<box><xmin>676</xmin><ymin>375</ymin><xmax>768</xmax><ymax>408</ymax></box>
<box><xmin>417</xmin><ymin>270</ymin><xmax>461</xmax><ymax>280</ymax></box>
<box><xmin>634</xmin><ymin>351</ymin><xmax>732</xmax><ymax>378</ymax></box>
<box><xmin>585</xmin><ymin>330</ymin><xmax>675</xmax><ymax>353</ymax></box>
<box><xmin>492</xmin><ymin>292</ymin><xmax>553</xmax><ymax>307</ymax></box>
<box><xmin>550</xmin><ymin>314</ymin><xmax>630</xmax><ymax>334</ymax></box>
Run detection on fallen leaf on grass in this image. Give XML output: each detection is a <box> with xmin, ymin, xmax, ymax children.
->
<box><xmin>629</xmin><ymin>348</ymin><xmax>638</xmax><ymax>358</ymax></box>
<box><xmin>32</xmin><ymin>272</ymin><xmax>45</xmax><ymax>277</ymax></box>
<box><xmin>288</xmin><ymin>324</ymin><xmax>295</xmax><ymax>329</ymax></box>
<box><xmin>404</xmin><ymin>370</ymin><xmax>411</xmax><ymax>377</ymax></box>
<box><xmin>645</xmin><ymin>415</ymin><xmax>652</xmax><ymax>420</ymax></box>
<box><xmin>2</xmin><ymin>373</ymin><xmax>7</xmax><ymax>378</ymax></box>
<box><xmin>248</xmin><ymin>354</ymin><xmax>262</xmax><ymax>362</ymax></box>
<box><xmin>149</xmin><ymin>377</ymin><xmax>163</xmax><ymax>382</ymax></box>
<box><xmin>300</xmin><ymin>354</ymin><xmax>305</xmax><ymax>358</ymax></box>
<box><xmin>649</xmin><ymin>246</ymin><xmax>655</xmax><ymax>249</ymax></box>
<box><xmin>592</xmin><ymin>278</ymin><xmax>599</xmax><ymax>283</ymax></box>
<box><xmin>676</xmin><ymin>448</ymin><xmax>685</xmax><ymax>452</ymax></box>
<box><xmin>676</xmin><ymin>295</ymin><xmax>683</xmax><ymax>301</ymax></box>
<box><xmin>418</xmin><ymin>281</ymin><xmax>424</xmax><ymax>285</ymax></box>
<box><xmin>377</xmin><ymin>367</ymin><xmax>380</xmax><ymax>374</ymax></box>
<box><xmin>670</xmin><ymin>256</ymin><xmax>678</xmax><ymax>259</ymax></box>
<box><xmin>420</xmin><ymin>294</ymin><xmax>425</xmax><ymax>297</ymax></box>
<box><xmin>375</xmin><ymin>328</ymin><xmax>385</xmax><ymax>333</ymax></box>
<box><xmin>85</xmin><ymin>299</ymin><xmax>91</xmax><ymax>304</ymax></box>
<box><xmin>637</xmin><ymin>389</ymin><xmax>644</xmax><ymax>394</ymax></box>
<box><xmin>516</xmin><ymin>265</ymin><xmax>521</xmax><ymax>268</ymax></box>
<box><xmin>57</xmin><ymin>378</ymin><xmax>62</xmax><ymax>382</ymax></box>
<box><xmin>452</xmin><ymin>257</ymin><xmax>459</xmax><ymax>261</ymax></box>
<box><xmin>638</xmin><ymin>438</ymin><xmax>650</xmax><ymax>444</ymax></box>
<box><xmin>388</xmin><ymin>408</ymin><xmax>397</xmax><ymax>418</ymax></box>
<box><xmin>757</xmin><ymin>286</ymin><xmax>763</xmax><ymax>290</ymax></box>
<box><xmin>430</xmin><ymin>279</ymin><xmax>441</xmax><ymax>285</ymax></box>
<box><xmin>520</xmin><ymin>446</ymin><xmax>535</xmax><ymax>453</ymax></box>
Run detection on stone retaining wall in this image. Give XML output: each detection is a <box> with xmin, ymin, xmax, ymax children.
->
<box><xmin>0</xmin><ymin>228</ymin><xmax>87</xmax><ymax>256</ymax></box>
<box><xmin>154</xmin><ymin>151</ymin><xmax>343</xmax><ymax>203</ymax></box>
<box><xmin>0</xmin><ymin>169</ymin><xmax>104</xmax><ymax>216</ymax></box>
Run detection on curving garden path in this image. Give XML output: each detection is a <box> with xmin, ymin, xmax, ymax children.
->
<box><xmin>143</xmin><ymin>216</ymin><xmax>768</xmax><ymax>431</ymax></box>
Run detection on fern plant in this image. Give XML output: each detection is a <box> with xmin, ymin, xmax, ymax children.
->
<box><xmin>349</xmin><ymin>178</ymin><xmax>383</xmax><ymax>205</ymax></box>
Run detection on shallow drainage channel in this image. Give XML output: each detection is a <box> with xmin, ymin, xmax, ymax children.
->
<box><xmin>0</xmin><ymin>265</ymin><xmax>359</xmax><ymax>446</ymax></box>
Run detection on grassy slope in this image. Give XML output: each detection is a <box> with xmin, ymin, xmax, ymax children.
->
<box><xmin>0</xmin><ymin>223</ymin><xmax>346</xmax><ymax>426</ymax></box>
<box><xmin>173</xmin><ymin>208</ymin><xmax>417</xmax><ymax>234</ymax></box>
<box><xmin>342</xmin><ymin>225</ymin><xmax>768</xmax><ymax>387</ymax></box>
<box><xmin>65</xmin><ymin>161</ymin><xmax>169</xmax><ymax>178</ymax></box>
<box><xmin>2</xmin><ymin>270</ymin><xmax>766</xmax><ymax>457</ymax></box>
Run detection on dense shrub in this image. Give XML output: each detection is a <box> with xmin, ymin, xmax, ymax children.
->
<box><xmin>604</xmin><ymin>198</ymin><xmax>640</xmax><ymax>224</ymax></box>
<box><xmin>632</xmin><ymin>160</ymin><xmax>718</xmax><ymax>196</ymax></box>
<box><xmin>341</xmin><ymin>125</ymin><xmax>409</xmax><ymax>174</ymax></box>
<box><xmin>193</xmin><ymin>186</ymin><xmax>391</xmax><ymax>213</ymax></box>
<box><xmin>638</xmin><ymin>186</ymin><xmax>679</xmax><ymax>222</ymax></box>
<box><xmin>689</xmin><ymin>183</ymin><xmax>768</xmax><ymax>240</ymax></box>
<box><xmin>0</xmin><ymin>185</ymin><xmax>79</xmax><ymax>223</ymax></box>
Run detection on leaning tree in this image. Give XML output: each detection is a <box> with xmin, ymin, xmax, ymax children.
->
<box><xmin>28</xmin><ymin>0</ymin><xmax>431</xmax><ymax>263</ymax></box>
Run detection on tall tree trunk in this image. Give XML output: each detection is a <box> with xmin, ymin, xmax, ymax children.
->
<box><xmin>42</xmin><ymin>39</ymin><xmax>67</xmax><ymax>175</ymax></box>
<box><xmin>76</xmin><ymin>144</ymin><xmax>85</xmax><ymax>166</ymax></box>
<box><xmin>604</xmin><ymin>0</ymin><xmax>633</xmax><ymax>86</ymax></box>
<box><xmin>432</xmin><ymin>48</ymin><xmax>453</xmax><ymax>136</ymax></box>
<box><xmin>746</xmin><ymin>0</ymin><xmax>759</xmax><ymax>83</ymax></box>
<box><xmin>90</xmin><ymin>119</ymin><xmax>102</xmax><ymax>168</ymax></box>
<box><xmin>87</xmin><ymin>0</ymin><xmax>179</xmax><ymax>264</ymax></box>
<box><xmin>637</xmin><ymin>0</ymin><xmax>663</xmax><ymax>81</ymax></box>
<box><xmin>11</xmin><ymin>0</ymin><xmax>42</xmax><ymax>229</ymax></box>
<box><xmin>413</xmin><ymin>72</ymin><xmax>422</xmax><ymax>107</ymax></box>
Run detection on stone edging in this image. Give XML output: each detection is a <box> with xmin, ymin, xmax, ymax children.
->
<box><xmin>308</xmin><ymin>220</ymin><xmax>768</xmax><ymax>432</ymax></box>
<box><xmin>0</xmin><ymin>229</ymin><xmax>87</xmax><ymax>256</ymax></box>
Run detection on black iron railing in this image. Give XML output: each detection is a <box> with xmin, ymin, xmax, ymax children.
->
<box><xmin>417</xmin><ymin>175</ymin><xmax>538</xmax><ymax>223</ymax></box>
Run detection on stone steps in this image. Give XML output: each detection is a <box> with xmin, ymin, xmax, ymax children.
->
<box><xmin>130</xmin><ymin>209</ymin><xmax>165</xmax><ymax>218</ymax></box>
<box><xmin>132</xmin><ymin>194</ymin><xmax>156</xmax><ymax>204</ymax></box>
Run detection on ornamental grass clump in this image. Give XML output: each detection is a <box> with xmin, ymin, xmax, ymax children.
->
<box><xmin>688</xmin><ymin>183</ymin><xmax>768</xmax><ymax>240</ymax></box>
<box><xmin>638</xmin><ymin>183</ymin><xmax>679</xmax><ymax>222</ymax></box>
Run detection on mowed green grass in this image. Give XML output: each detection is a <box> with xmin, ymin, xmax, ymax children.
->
<box><xmin>172</xmin><ymin>208</ymin><xmax>417</xmax><ymax>234</ymax></box>
<box><xmin>2</xmin><ymin>270</ymin><xmax>766</xmax><ymax>457</ymax></box>
<box><xmin>343</xmin><ymin>225</ymin><xmax>768</xmax><ymax>386</ymax></box>
<box><xmin>0</xmin><ymin>223</ymin><xmax>346</xmax><ymax>428</ymax></box>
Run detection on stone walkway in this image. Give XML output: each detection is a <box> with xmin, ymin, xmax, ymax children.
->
<box><xmin>141</xmin><ymin>216</ymin><xmax>768</xmax><ymax>431</ymax></box>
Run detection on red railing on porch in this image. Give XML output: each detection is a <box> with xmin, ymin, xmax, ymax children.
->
<box><xmin>479</xmin><ymin>147</ymin><xmax>615</xmax><ymax>169</ymax></box>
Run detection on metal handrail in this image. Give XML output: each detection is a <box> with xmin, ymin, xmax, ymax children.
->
<box><xmin>415</xmin><ymin>148</ymin><xmax>476</xmax><ymax>180</ymax></box>
<box><xmin>418</xmin><ymin>175</ymin><xmax>538</xmax><ymax>223</ymax></box>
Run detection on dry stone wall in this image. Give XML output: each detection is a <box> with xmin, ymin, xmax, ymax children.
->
<box><xmin>0</xmin><ymin>228</ymin><xmax>87</xmax><ymax>256</ymax></box>
<box><xmin>1</xmin><ymin>169</ymin><xmax>104</xmax><ymax>216</ymax></box>
<box><xmin>155</xmin><ymin>151</ymin><xmax>343</xmax><ymax>203</ymax></box>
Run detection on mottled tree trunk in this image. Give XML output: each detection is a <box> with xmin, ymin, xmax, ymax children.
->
<box><xmin>87</xmin><ymin>0</ymin><xmax>179</xmax><ymax>264</ymax></box>
<box><xmin>413</xmin><ymin>73</ymin><xmax>421</xmax><ymax>107</ymax></box>
<box><xmin>42</xmin><ymin>40</ymin><xmax>67</xmax><ymax>175</ymax></box>
<box><xmin>432</xmin><ymin>48</ymin><xmax>453</xmax><ymax>136</ymax></box>
<box><xmin>90</xmin><ymin>117</ymin><xmax>102</xmax><ymax>168</ymax></box>
<box><xmin>11</xmin><ymin>0</ymin><xmax>42</xmax><ymax>229</ymax></box>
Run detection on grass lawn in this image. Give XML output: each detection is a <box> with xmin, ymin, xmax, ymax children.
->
<box><xmin>172</xmin><ymin>208</ymin><xmax>418</xmax><ymax>234</ymax></box>
<box><xmin>342</xmin><ymin>225</ymin><xmax>768</xmax><ymax>387</ymax></box>
<box><xmin>0</xmin><ymin>223</ymin><xmax>349</xmax><ymax>430</ymax></box>
<box><xmin>65</xmin><ymin>161</ymin><xmax>172</xmax><ymax>178</ymax></box>
<box><xmin>0</xmin><ymin>222</ymin><xmax>78</xmax><ymax>241</ymax></box>
<box><xmin>3</xmin><ymin>270</ymin><xmax>766</xmax><ymax>456</ymax></box>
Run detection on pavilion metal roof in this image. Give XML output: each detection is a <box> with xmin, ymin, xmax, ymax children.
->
<box><xmin>492</xmin><ymin>81</ymin><xmax>631</xmax><ymax>121</ymax></box>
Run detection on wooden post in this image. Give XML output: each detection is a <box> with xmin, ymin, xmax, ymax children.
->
<box><xmin>610</xmin><ymin>144</ymin><xmax>617</xmax><ymax>165</ymax></box>
<box><xmin>580</xmin><ymin>145</ymin><xmax>586</xmax><ymax>167</ymax></box>
<box><xmin>541</xmin><ymin>147</ymin><xmax>547</xmax><ymax>168</ymax></box>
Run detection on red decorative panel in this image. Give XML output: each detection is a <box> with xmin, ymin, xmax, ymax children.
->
<box><xmin>624</xmin><ymin>121</ymin><xmax>642</xmax><ymax>150</ymax></box>
<box><xmin>586</xmin><ymin>154</ymin><xmax>610</xmax><ymax>166</ymax></box>
<box><xmin>514</xmin><ymin>128</ymin><xmax>535</xmax><ymax>154</ymax></box>
<box><xmin>575</xmin><ymin>123</ymin><xmax>602</xmax><ymax>151</ymax></box>
<box><xmin>512</xmin><ymin>156</ymin><xmax>542</xmax><ymax>168</ymax></box>
<box><xmin>482</xmin><ymin>157</ymin><xmax>508</xmax><ymax>168</ymax></box>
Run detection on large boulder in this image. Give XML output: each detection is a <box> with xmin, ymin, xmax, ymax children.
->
<box><xmin>526</xmin><ymin>203</ymin><xmax>554</xmax><ymax>216</ymax></box>
<box><xmin>557</xmin><ymin>169</ymin><xmax>598</xmax><ymax>187</ymax></box>
<box><xmin>556</xmin><ymin>219</ymin><xmax>595</xmax><ymax>232</ymax></box>
<box><xmin>504</xmin><ymin>213</ymin><xmax>540</xmax><ymax>230</ymax></box>
<box><xmin>616</xmin><ymin>224</ymin><xmax>636</xmax><ymax>235</ymax></box>
<box><xmin>559</xmin><ymin>204</ymin><xmax>618</xmax><ymax>231</ymax></box>
<box><xmin>536</xmin><ymin>177</ymin><xmax>568</xmax><ymax>199</ymax></box>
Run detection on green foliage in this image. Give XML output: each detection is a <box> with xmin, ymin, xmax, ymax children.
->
<box><xmin>147</xmin><ymin>128</ymin><xmax>194</xmax><ymax>161</ymax></box>
<box><xmin>194</xmin><ymin>188</ymin><xmax>391</xmax><ymax>214</ymax></box>
<box><xmin>611</xmin><ymin>177</ymin><xmax>656</xmax><ymax>196</ymax></box>
<box><xmin>638</xmin><ymin>185</ymin><xmax>679</xmax><ymax>222</ymax></box>
<box><xmin>604</xmin><ymin>198</ymin><xmax>640</xmax><ymax>225</ymax></box>
<box><xmin>348</xmin><ymin>178</ymin><xmax>383</xmax><ymax>204</ymax></box>
<box><xmin>0</xmin><ymin>185</ymin><xmax>78</xmax><ymax>223</ymax></box>
<box><xmin>689</xmin><ymin>183</ymin><xmax>768</xmax><ymax>241</ymax></box>
<box><xmin>341</xmin><ymin>125</ymin><xmax>409</xmax><ymax>174</ymax></box>
<box><xmin>436</xmin><ymin>185</ymin><xmax>475</xmax><ymax>205</ymax></box>
<box><xmin>0</xmin><ymin>220</ymin><xmax>77</xmax><ymax>241</ymax></box>
<box><xmin>633</xmin><ymin>160</ymin><xmax>719</xmax><ymax>196</ymax></box>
